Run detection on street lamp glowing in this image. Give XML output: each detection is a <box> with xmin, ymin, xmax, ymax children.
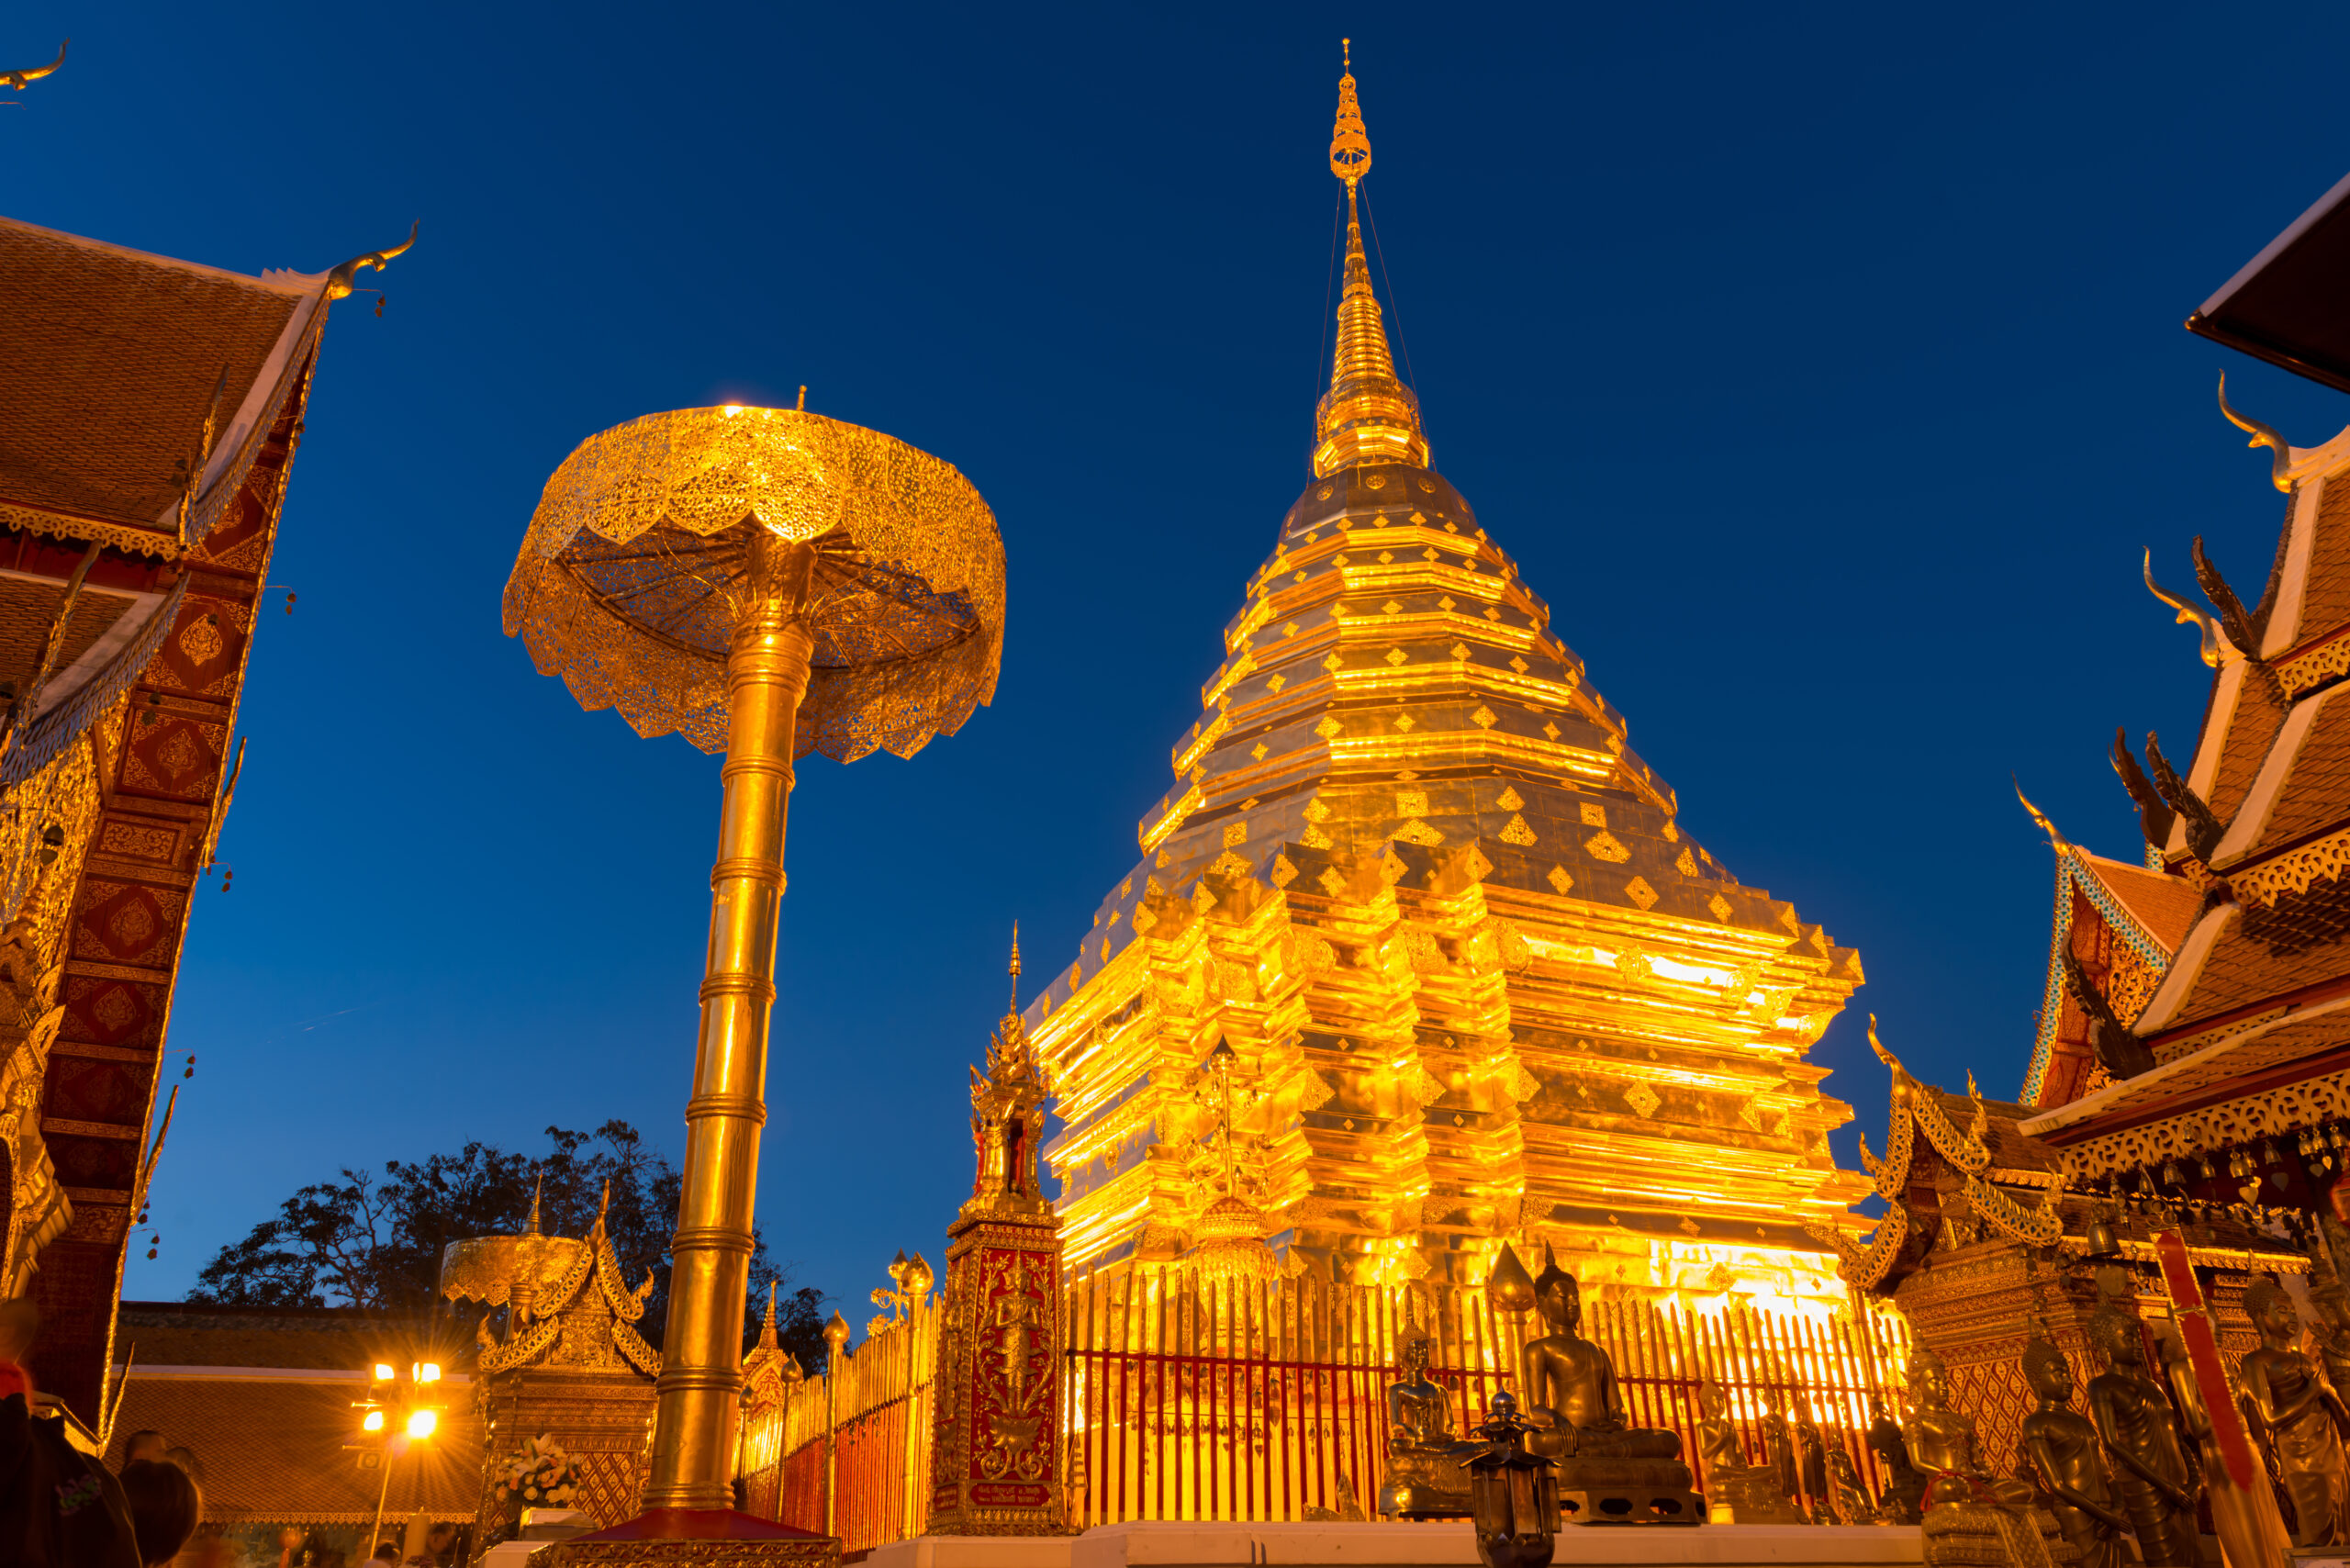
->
<box><xmin>416</xmin><ymin>1361</ymin><xmax>442</xmax><ymax>1383</ymax></box>
<box><xmin>373</xmin><ymin>1363</ymin><xmax>396</xmax><ymax>1382</ymax></box>
<box><xmin>363</xmin><ymin>1410</ymin><xmax>386</xmax><ymax>1432</ymax></box>
<box><xmin>407</xmin><ymin>1409</ymin><xmax>437</xmax><ymax>1439</ymax></box>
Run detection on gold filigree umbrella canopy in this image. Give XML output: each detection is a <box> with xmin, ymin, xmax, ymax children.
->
<box><xmin>505</xmin><ymin>404</ymin><xmax>1003</xmax><ymax>762</ymax></box>
<box><xmin>503</xmin><ymin>405</ymin><xmax>1003</xmax><ymax>1531</ymax></box>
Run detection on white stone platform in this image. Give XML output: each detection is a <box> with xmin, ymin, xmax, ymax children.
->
<box><xmin>864</xmin><ymin>1521</ymin><xmax>1921</xmax><ymax>1568</ymax></box>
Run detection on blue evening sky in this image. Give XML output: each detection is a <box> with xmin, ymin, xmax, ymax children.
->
<box><xmin>10</xmin><ymin>3</ymin><xmax>2349</xmax><ymax>1312</ymax></box>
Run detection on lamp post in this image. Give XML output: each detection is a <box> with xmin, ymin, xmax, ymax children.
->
<box><xmin>504</xmin><ymin>405</ymin><xmax>1002</xmax><ymax>1563</ymax></box>
<box><xmin>352</xmin><ymin>1360</ymin><xmax>443</xmax><ymax>1556</ymax></box>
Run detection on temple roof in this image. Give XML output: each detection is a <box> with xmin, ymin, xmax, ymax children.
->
<box><xmin>0</xmin><ymin>217</ymin><xmax>326</xmax><ymax>550</ymax></box>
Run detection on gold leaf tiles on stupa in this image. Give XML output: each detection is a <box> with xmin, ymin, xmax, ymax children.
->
<box><xmin>1396</xmin><ymin>789</ymin><xmax>1428</xmax><ymax>816</ymax></box>
<box><xmin>1580</xmin><ymin>802</ymin><xmax>1608</xmax><ymax>828</ymax></box>
<box><xmin>1625</xmin><ymin>876</ymin><xmax>1659</xmax><ymax>911</ymax></box>
<box><xmin>1584</xmin><ymin>830</ymin><xmax>1629</xmax><ymax>862</ymax></box>
<box><xmin>1472</xmin><ymin>704</ymin><xmax>1498</xmax><ymax>728</ymax></box>
<box><xmin>1500</xmin><ymin>813</ymin><xmax>1538</xmax><ymax>846</ymax></box>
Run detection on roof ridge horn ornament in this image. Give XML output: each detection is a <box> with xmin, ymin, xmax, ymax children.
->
<box><xmin>2013</xmin><ymin>776</ymin><xmax>2072</xmax><ymax>853</ymax></box>
<box><xmin>2</xmin><ymin>39</ymin><xmax>65</xmax><ymax>91</ymax></box>
<box><xmin>325</xmin><ymin>219</ymin><xmax>420</xmax><ymax>300</ymax></box>
<box><xmin>2218</xmin><ymin>373</ymin><xmax>2295</xmax><ymax>493</ymax></box>
<box><xmin>2144</xmin><ymin>548</ymin><xmax>2239</xmax><ymax>668</ymax></box>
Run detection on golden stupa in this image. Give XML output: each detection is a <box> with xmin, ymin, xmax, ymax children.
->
<box><xmin>1024</xmin><ymin>52</ymin><xmax>1870</xmax><ymax>1311</ymax></box>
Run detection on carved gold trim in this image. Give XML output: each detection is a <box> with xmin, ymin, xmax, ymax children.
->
<box><xmin>2053</xmin><ymin>1060</ymin><xmax>2350</xmax><ymax>1180</ymax></box>
<box><xmin>2278</xmin><ymin>634</ymin><xmax>2350</xmax><ymax>697</ymax></box>
<box><xmin>0</xmin><ymin>502</ymin><xmax>179</xmax><ymax>560</ymax></box>
<box><xmin>2228</xmin><ymin>822</ymin><xmax>2350</xmax><ymax>907</ymax></box>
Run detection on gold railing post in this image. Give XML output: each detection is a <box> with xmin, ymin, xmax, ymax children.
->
<box><xmin>642</xmin><ymin>533</ymin><xmax>817</xmax><ymax>1511</ymax></box>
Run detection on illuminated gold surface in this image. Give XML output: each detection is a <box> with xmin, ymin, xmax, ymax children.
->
<box><xmin>1312</xmin><ymin>57</ymin><xmax>1427</xmax><ymax>478</ymax></box>
<box><xmin>1031</xmin><ymin>463</ymin><xmax>1868</xmax><ymax>1305</ymax></box>
<box><xmin>504</xmin><ymin>405</ymin><xmax>1003</xmax><ymax>762</ymax></box>
<box><xmin>1025</xmin><ymin>63</ymin><xmax>1867</xmax><ymax>1319</ymax></box>
<box><xmin>508</xmin><ymin>405</ymin><xmax>1003</xmax><ymax>1518</ymax></box>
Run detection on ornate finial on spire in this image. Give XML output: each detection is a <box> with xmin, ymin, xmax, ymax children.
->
<box><xmin>1314</xmin><ymin>47</ymin><xmax>1428</xmax><ymax>477</ymax></box>
<box><xmin>1007</xmin><ymin>921</ymin><xmax>1022</xmax><ymax>1012</ymax></box>
<box><xmin>598</xmin><ymin>1177</ymin><xmax>612</xmax><ymax>1225</ymax></box>
<box><xmin>1329</xmin><ymin>43</ymin><xmax>1371</xmax><ymax>188</ymax></box>
<box><xmin>525</xmin><ymin>1170</ymin><xmax>544</xmax><ymax>1235</ymax></box>
<box><xmin>757</xmin><ymin>1279</ymin><xmax>780</xmax><ymax>1351</ymax></box>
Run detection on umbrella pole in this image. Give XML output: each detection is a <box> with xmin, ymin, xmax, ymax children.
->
<box><xmin>643</xmin><ymin>532</ymin><xmax>816</xmax><ymax>1510</ymax></box>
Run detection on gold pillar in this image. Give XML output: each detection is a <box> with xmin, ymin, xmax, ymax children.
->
<box><xmin>643</xmin><ymin>533</ymin><xmax>815</xmax><ymax>1511</ymax></box>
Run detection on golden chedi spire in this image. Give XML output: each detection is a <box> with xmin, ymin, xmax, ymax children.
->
<box><xmin>1314</xmin><ymin>41</ymin><xmax>1429</xmax><ymax>477</ymax></box>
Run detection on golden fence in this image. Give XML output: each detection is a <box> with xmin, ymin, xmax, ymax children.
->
<box><xmin>1061</xmin><ymin>1270</ymin><xmax>1913</xmax><ymax>1528</ymax></box>
<box><xmin>737</xmin><ymin>1269</ymin><xmax>1909</xmax><ymax>1543</ymax></box>
<box><xmin>739</xmin><ymin>1301</ymin><xmax>938</xmax><ymax>1552</ymax></box>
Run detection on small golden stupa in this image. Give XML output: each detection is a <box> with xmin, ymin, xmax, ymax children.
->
<box><xmin>1023</xmin><ymin>47</ymin><xmax>1871</xmax><ymax>1310</ymax></box>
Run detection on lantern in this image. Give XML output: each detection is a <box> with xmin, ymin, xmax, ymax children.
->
<box><xmin>1467</xmin><ymin>1392</ymin><xmax>1558</xmax><ymax>1568</ymax></box>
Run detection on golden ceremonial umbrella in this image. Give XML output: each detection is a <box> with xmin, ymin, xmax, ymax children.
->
<box><xmin>505</xmin><ymin>404</ymin><xmax>1002</xmax><ymax>1556</ymax></box>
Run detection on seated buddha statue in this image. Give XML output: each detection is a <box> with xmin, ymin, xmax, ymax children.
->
<box><xmin>1904</xmin><ymin>1348</ymin><xmax>2051</xmax><ymax>1567</ymax></box>
<box><xmin>1515</xmin><ymin>1247</ymin><xmax>1699</xmax><ymax>1524</ymax></box>
<box><xmin>1692</xmin><ymin>1379</ymin><xmax>1803</xmax><ymax>1524</ymax></box>
<box><xmin>1519</xmin><ymin>1249</ymin><xmax>1680</xmax><ymax>1462</ymax></box>
<box><xmin>1376</xmin><ymin>1334</ymin><xmax>1483</xmax><ymax>1518</ymax></box>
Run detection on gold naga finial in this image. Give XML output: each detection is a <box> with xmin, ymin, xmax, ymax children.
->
<box><xmin>2218</xmin><ymin>373</ymin><xmax>2295</xmax><ymax>493</ymax></box>
<box><xmin>2012</xmin><ymin>776</ymin><xmax>2071</xmax><ymax>853</ymax></box>
<box><xmin>1866</xmin><ymin>1014</ymin><xmax>1904</xmax><ymax>1074</ymax></box>
<box><xmin>2143</xmin><ymin>548</ymin><xmax>2235</xmax><ymax>668</ymax></box>
<box><xmin>324</xmin><ymin>219</ymin><xmax>420</xmax><ymax>301</ymax></box>
<box><xmin>2</xmin><ymin>39</ymin><xmax>66</xmax><ymax>91</ymax></box>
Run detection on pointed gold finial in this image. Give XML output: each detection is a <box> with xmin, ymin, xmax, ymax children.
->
<box><xmin>2218</xmin><ymin>373</ymin><xmax>2294</xmax><ymax>493</ymax></box>
<box><xmin>2143</xmin><ymin>548</ymin><xmax>2232</xmax><ymax>668</ymax></box>
<box><xmin>1007</xmin><ymin>921</ymin><xmax>1022</xmax><ymax>1011</ymax></box>
<box><xmin>797</xmin><ymin>386</ymin><xmax>808</xmax><ymax>411</ymax></box>
<box><xmin>757</xmin><ymin>1280</ymin><xmax>780</xmax><ymax>1350</ymax></box>
<box><xmin>1314</xmin><ymin>46</ymin><xmax>1428</xmax><ymax>477</ymax></box>
<box><xmin>325</xmin><ymin>220</ymin><xmax>420</xmax><ymax>301</ymax></box>
<box><xmin>525</xmin><ymin>1170</ymin><xmax>544</xmax><ymax>1235</ymax></box>
<box><xmin>2</xmin><ymin>39</ymin><xmax>67</xmax><ymax>91</ymax></box>
<box><xmin>1329</xmin><ymin>43</ymin><xmax>1371</xmax><ymax>187</ymax></box>
<box><xmin>2013</xmin><ymin>776</ymin><xmax>2072</xmax><ymax>853</ymax></box>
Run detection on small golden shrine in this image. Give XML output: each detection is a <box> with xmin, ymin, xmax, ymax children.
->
<box><xmin>1023</xmin><ymin>52</ymin><xmax>1870</xmax><ymax>1311</ymax></box>
<box><xmin>927</xmin><ymin>940</ymin><xmax>1069</xmax><ymax>1535</ymax></box>
<box><xmin>1822</xmin><ymin>1022</ymin><xmax>2297</xmax><ymax>1473</ymax></box>
<box><xmin>442</xmin><ymin>1184</ymin><xmax>661</xmax><ymax>1537</ymax></box>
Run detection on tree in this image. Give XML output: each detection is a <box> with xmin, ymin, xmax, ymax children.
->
<box><xmin>190</xmin><ymin>1121</ymin><xmax>833</xmax><ymax>1372</ymax></box>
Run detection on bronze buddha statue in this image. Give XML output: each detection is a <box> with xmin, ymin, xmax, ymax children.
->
<box><xmin>2082</xmin><ymin>1305</ymin><xmax>2199</xmax><ymax>1567</ymax></box>
<box><xmin>2018</xmin><ymin>1334</ymin><xmax>2125</xmax><ymax>1568</ymax></box>
<box><xmin>2240</xmin><ymin>1276</ymin><xmax>2350</xmax><ymax>1548</ymax></box>
<box><xmin>1376</xmin><ymin>1333</ymin><xmax>1482</xmax><ymax>1518</ymax></box>
<box><xmin>1692</xmin><ymin>1379</ymin><xmax>1803</xmax><ymax>1524</ymax></box>
<box><xmin>1904</xmin><ymin>1348</ymin><xmax>2052</xmax><ymax>1566</ymax></box>
<box><xmin>1514</xmin><ymin>1247</ymin><xmax>1698</xmax><ymax>1525</ymax></box>
<box><xmin>1866</xmin><ymin>1394</ymin><xmax>1925</xmax><ymax>1524</ymax></box>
